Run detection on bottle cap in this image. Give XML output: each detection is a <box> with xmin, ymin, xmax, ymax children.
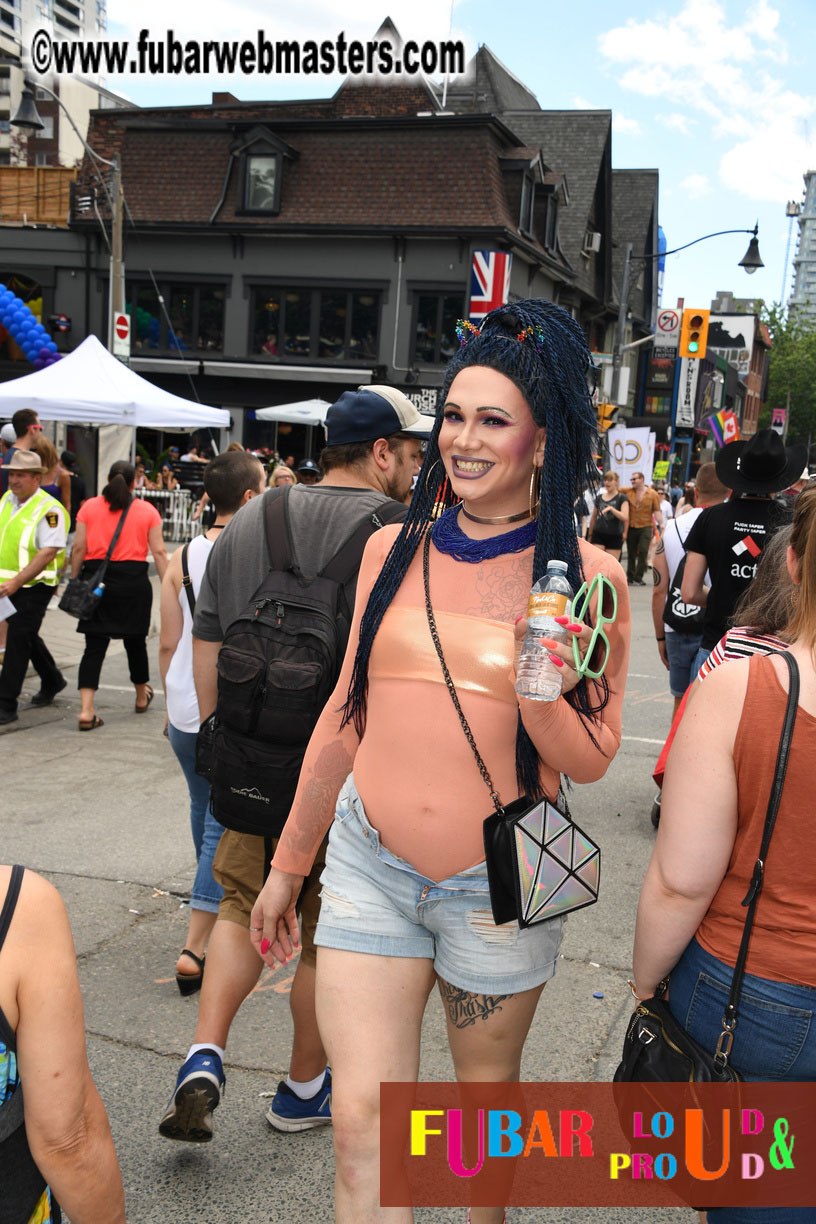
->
<box><xmin>547</xmin><ymin>560</ymin><xmax>568</xmax><ymax>573</ymax></box>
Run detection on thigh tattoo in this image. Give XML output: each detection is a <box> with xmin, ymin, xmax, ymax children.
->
<box><xmin>438</xmin><ymin>980</ymin><xmax>510</xmax><ymax>1029</ymax></box>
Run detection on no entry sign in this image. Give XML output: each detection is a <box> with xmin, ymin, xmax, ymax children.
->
<box><xmin>113</xmin><ymin>312</ymin><xmax>131</xmax><ymax>358</ymax></box>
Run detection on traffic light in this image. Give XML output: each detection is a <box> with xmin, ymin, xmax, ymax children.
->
<box><xmin>679</xmin><ymin>308</ymin><xmax>710</xmax><ymax>359</ymax></box>
<box><xmin>597</xmin><ymin>402</ymin><xmax>617</xmax><ymax>432</ymax></box>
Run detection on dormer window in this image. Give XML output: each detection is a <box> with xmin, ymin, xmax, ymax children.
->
<box><xmin>234</xmin><ymin>127</ymin><xmax>297</xmax><ymax>217</ymax></box>
<box><xmin>245</xmin><ymin>153</ymin><xmax>280</xmax><ymax>213</ymax></box>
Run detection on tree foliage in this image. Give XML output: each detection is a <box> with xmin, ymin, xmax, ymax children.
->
<box><xmin>759</xmin><ymin>303</ymin><xmax>816</xmax><ymax>446</ymax></box>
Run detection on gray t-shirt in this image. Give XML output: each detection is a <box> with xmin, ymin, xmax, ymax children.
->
<box><xmin>193</xmin><ymin>484</ymin><xmax>406</xmax><ymax>642</ymax></box>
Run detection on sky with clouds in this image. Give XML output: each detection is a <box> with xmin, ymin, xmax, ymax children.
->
<box><xmin>102</xmin><ymin>0</ymin><xmax>816</xmax><ymax>318</ymax></box>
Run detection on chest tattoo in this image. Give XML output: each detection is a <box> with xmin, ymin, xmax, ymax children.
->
<box><xmin>464</xmin><ymin>561</ymin><xmax>531</xmax><ymax>622</ymax></box>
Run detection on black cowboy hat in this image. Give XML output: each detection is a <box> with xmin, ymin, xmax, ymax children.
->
<box><xmin>715</xmin><ymin>428</ymin><xmax>808</xmax><ymax>496</ymax></box>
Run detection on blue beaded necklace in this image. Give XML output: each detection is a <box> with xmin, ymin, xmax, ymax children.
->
<box><xmin>430</xmin><ymin>504</ymin><xmax>537</xmax><ymax>563</ymax></box>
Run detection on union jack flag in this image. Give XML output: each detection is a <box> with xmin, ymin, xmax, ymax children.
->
<box><xmin>469</xmin><ymin>250</ymin><xmax>512</xmax><ymax>322</ymax></box>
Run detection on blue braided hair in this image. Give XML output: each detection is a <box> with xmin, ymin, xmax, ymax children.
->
<box><xmin>342</xmin><ymin>298</ymin><xmax>607</xmax><ymax>800</ymax></box>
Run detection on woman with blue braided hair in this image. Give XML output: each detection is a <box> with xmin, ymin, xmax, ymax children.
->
<box><xmin>252</xmin><ymin>299</ymin><xmax>631</xmax><ymax>1223</ymax></box>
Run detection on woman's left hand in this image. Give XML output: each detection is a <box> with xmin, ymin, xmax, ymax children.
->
<box><xmin>513</xmin><ymin>617</ymin><xmax>593</xmax><ymax>696</ymax></box>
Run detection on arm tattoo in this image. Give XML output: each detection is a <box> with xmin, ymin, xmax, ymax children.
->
<box><xmin>438</xmin><ymin>980</ymin><xmax>509</xmax><ymax>1029</ymax></box>
<box><xmin>652</xmin><ymin>569</ymin><xmax>662</xmax><ymax>588</ymax></box>
<box><xmin>655</xmin><ymin>539</ymin><xmax>665</xmax><ymax>555</ymax></box>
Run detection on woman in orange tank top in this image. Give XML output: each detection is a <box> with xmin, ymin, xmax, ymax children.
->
<box><xmin>251</xmin><ymin>300</ymin><xmax>631</xmax><ymax>1224</ymax></box>
<box><xmin>633</xmin><ymin>482</ymin><xmax>816</xmax><ymax>1224</ymax></box>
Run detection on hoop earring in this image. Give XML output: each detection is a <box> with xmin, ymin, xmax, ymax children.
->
<box><xmin>529</xmin><ymin>465</ymin><xmax>542</xmax><ymax>518</ymax></box>
<box><xmin>424</xmin><ymin>458</ymin><xmax>442</xmax><ymax>495</ymax></box>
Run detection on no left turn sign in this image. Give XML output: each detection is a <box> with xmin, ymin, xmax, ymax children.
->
<box><xmin>657</xmin><ymin>310</ymin><xmax>680</xmax><ymax>333</ymax></box>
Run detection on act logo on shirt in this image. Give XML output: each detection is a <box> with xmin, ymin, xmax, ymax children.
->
<box><xmin>732</xmin><ymin>535</ymin><xmax>762</xmax><ymax>558</ymax></box>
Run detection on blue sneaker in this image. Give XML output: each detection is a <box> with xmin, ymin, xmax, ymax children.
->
<box><xmin>159</xmin><ymin>1049</ymin><xmax>225</xmax><ymax>1143</ymax></box>
<box><xmin>265</xmin><ymin>1068</ymin><xmax>332</xmax><ymax>1133</ymax></box>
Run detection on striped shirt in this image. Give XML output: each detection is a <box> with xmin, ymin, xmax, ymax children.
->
<box><xmin>697</xmin><ymin>627</ymin><xmax>789</xmax><ymax>680</ymax></box>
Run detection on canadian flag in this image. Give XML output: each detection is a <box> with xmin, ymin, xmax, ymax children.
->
<box><xmin>733</xmin><ymin>535</ymin><xmax>762</xmax><ymax>558</ymax></box>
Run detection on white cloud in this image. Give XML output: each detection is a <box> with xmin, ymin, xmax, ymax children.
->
<box><xmin>680</xmin><ymin>173</ymin><xmax>711</xmax><ymax>199</ymax></box>
<box><xmin>657</xmin><ymin>113</ymin><xmax>695</xmax><ymax>134</ymax></box>
<box><xmin>614</xmin><ymin>111</ymin><xmax>641</xmax><ymax>135</ymax></box>
<box><xmin>572</xmin><ymin>95</ymin><xmax>595</xmax><ymax>109</ymax></box>
<box><xmin>598</xmin><ymin>0</ymin><xmax>814</xmax><ymax>201</ymax></box>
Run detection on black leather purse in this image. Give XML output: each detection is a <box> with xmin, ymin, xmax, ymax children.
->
<box><xmin>59</xmin><ymin>500</ymin><xmax>132</xmax><ymax>620</ymax></box>
<box><xmin>615</xmin><ymin>651</ymin><xmax>800</xmax><ymax>1083</ymax></box>
<box><xmin>422</xmin><ymin>532</ymin><xmax>601</xmax><ymax>929</ymax></box>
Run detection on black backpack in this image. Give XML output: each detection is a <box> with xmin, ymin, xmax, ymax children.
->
<box><xmin>663</xmin><ymin>518</ymin><xmax>705</xmax><ymax>633</ymax></box>
<box><xmin>208</xmin><ymin>488</ymin><xmax>405</xmax><ymax>837</ymax></box>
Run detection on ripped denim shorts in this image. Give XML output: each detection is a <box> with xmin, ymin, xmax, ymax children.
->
<box><xmin>314</xmin><ymin>773</ymin><xmax>564</xmax><ymax>995</ymax></box>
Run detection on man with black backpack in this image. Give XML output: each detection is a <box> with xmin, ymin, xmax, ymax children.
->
<box><xmin>159</xmin><ymin>385</ymin><xmax>426</xmax><ymax>1144</ymax></box>
<box><xmin>651</xmin><ymin>462</ymin><xmax>730</xmax><ymax>718</ymax></box>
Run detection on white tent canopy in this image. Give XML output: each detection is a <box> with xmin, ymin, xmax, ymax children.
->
<box><xmin>0</xmin><ymin>335</ymin><xmax>229</xmax><ymax>428</ymax></box>
<box><xmin>256</xmin><ymin>398</ymin><xmax>332</xmax><ymax>427</ymax></box>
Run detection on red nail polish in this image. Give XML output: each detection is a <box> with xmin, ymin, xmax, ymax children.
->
<box><xmin>260</xmin><ymin>938</ymin><xmax>270</xmax><ymax>955</ymax></box>
<box><xmin>548</xmin><ymin>654</ymin><xmax>564</xmax><ymax>667</ymax></box>
<box><xmin>553</xmin><ymin>615</ymin><xmax>569</xmax><ymax>625</ymax></box>
<box><xmin>514</xmin><ymin>615</ymin><xmax>524</xmax><ymax>624</ymax></box>
<box><xmin>567</xmin><ymin>623</ymin><xmax>582</xmax><ymax>633</ymax></box>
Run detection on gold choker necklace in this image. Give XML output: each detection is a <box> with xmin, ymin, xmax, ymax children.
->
<box><xmin>460</xmin><ymin>502</ymin><xmax>539</xmax><ymax>526</ymax></box>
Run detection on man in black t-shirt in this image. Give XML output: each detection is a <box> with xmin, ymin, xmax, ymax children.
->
<box><xmin>681</xmin><ymin>429</ymin><xmax>806</xmax><ymax>675</ymax></box>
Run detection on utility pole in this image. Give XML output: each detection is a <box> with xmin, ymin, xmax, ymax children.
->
<box><xmin>610</xmin><ymin>243</ymin><xmax>632</xmax><ymax>409</ymax></box>
<box><xmin>107</xmin><ymin>159</ymin><xmax>125</xmax><ymax>353</ymax></box>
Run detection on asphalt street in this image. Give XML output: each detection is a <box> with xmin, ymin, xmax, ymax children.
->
<box><xmin>1</xmin><ymin>564</ymin><xmax>697</xmax><ymax>1224</ymax></box>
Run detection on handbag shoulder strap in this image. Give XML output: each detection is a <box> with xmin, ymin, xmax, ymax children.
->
<box><xmin>717</xmin><ymin>651</ymin><xmax>799</xmax><ymax>1050</ymax></box>
<box><xmin>180</xmin><ymin>542</ymin><xmax>195</xmax><ymax>617</ymax></box>
<box><xmin>103</xmin><ymin>498</ymin><xmax>132</xmax><ymax>563</ymax></box>
<box><xmin>422</xmin><ymin>531</ymin><xmax>505</xmax><ymax>815</ymax></box>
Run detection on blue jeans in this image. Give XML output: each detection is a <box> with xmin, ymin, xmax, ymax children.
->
<box><xmin>670</xmin><ymin>938</ymin><xmax>816</xmax><ymax>1224</ymax></box>
<box><xmin>665</xmin><ymin>631</ymin><xmax>703</xmax><ymax>698</ymax></box>
<box><xmin>692</xmin><ymin>643</ymin><xmax>713</xmax><ymax>679</ymax></box>
<box><xmin>167</xmin><ymin>722</ymin><xmax>223</xmax><ymax>914</ymax></box>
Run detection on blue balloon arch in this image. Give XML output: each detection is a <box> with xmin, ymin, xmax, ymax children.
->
<box><xmin>0</xmin><ymin>286</ymin><xmax>60</xmax><ymax>370</ymax></box>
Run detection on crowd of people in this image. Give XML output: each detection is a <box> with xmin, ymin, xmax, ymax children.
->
<box><xmin>0</xmin><ymin>300</ymin><xmax>813</xmax><ymax>1223</ymax></box>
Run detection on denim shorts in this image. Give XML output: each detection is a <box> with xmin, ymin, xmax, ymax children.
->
<box><xmin>314</xmin><ymin>774</ymin><xmax>565</xmax><ymax>995</ymax></box>
<box><xmin>665</xmin><ymin>630</ymin><xmax>703</xmax><ymax>697</ymax></box>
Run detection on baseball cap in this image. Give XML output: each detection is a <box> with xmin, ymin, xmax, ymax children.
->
<box><xmin>296</xmin><ymin>459</ymin><xmax>321</xmax><ymax>475</ymax></box>
<box><xmin>1</xmin><ymin>423</ymin><xmax>16</xmax><ymax>445</ymax></box>
<box><xmin>325</xmin><ymin>385</ymin><xmax>432</xmax><ymax>448</ymax></box>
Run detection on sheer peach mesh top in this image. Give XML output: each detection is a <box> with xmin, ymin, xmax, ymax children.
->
<box><xmin>273</xmin><ymin>527</ymin><xmax>630</xmax><ymax>883</ymax></box>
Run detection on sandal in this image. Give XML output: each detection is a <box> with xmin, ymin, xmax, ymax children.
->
<box><xmin>135</xmin><ymin>685</ymin><xmax>154</xmax><ymax>713</ymax></box>
<box><xmin>78</xmin><ymin>715</ymin><xmax>104</xmax><ymax>731</ymax></box>
<box><xmin>175</xmin><ymin>949</ymin><xmax>205</xmax><ymax>996</ymax></box>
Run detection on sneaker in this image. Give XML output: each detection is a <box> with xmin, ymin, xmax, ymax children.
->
<box><xmin>30</xmin><ymin>675</ymin><xmax>67</xmax><ymax>707</ymax></box>
<box><xmin>650</xmin><ymin>792</ymin><xmax>662</xmax><ymax>829</ymax></box>
<box><xmin>159</xmin><ymin>1049</ymin><xmax>225</xmax><ymax>1143</ymax></box>
<box><xmin>265</xmin><ymin>1069</ymin><xmax>332</xmax><ymax>1133</ymax></box>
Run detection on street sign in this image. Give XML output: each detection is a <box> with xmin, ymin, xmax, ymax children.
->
<box><xmin>656</xmin><ymin>309</ymin><xmax>681</xmax><ymax>349</ymax></box>
<box><xmin>113</xmin><ymin>312</ymin><xmax>130</xmax><ymax>359</ymax></box>
<box><xmin>676</xmin><ymin>357</ymin><xmax>700</xmax><ymax>428</ymax></box>
<box><xmin>50</xmin><ymin>313</ymin><xmax>71</xmax><ymax>333</ymax></box>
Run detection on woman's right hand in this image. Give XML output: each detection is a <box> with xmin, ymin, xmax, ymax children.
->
<box><xmin>250</xmin><ymin>867</ymin><xmax>305</xmax><ymax>967</ymax></box>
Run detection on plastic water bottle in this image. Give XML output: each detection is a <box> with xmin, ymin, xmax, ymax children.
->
<box><xmin>92</xmin><ymin>582</ymin><xmax>105</xmax><ymax>597</ymax></box>
<box><xmin>515</xmin><ymin>560</ymin><xmax>574</xmax><ymax>702</ymax></box>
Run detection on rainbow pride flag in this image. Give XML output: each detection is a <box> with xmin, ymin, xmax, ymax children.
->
<box><xmin>707</xmin><ymin>410</ymin><xmax>740</xmax><ymax>448</ymax></box>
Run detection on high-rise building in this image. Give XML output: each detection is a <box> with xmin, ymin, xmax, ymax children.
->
<box><xmin>789</xmin><ymin>171</ymin><xmax>816</xmax><ymax>323</ymax></box>
<box><xmin>0</xmin><ymin>0</ymin><xmax>125</xmax><ymax>167</ymax></box>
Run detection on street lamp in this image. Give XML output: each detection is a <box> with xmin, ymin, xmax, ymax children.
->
<box><xmin>610</xmin><ymin>225</ymin><xmax>764</xmax><ymax>407</ymax></box>
<box><xmin>11</xmin><ymin>81</ymin><xmax>125</xmax><ymax>355</ymax></box>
